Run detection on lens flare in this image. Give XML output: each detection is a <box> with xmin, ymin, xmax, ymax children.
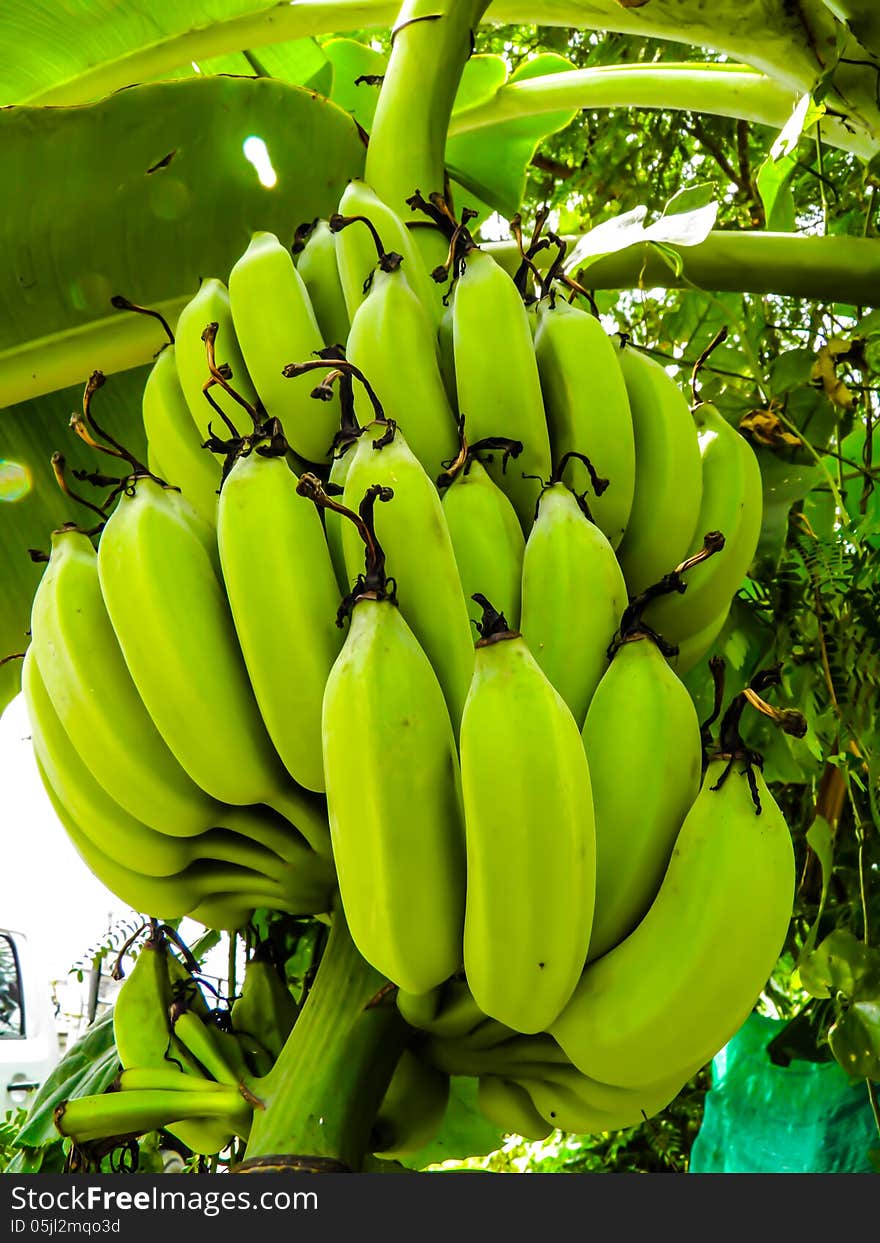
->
<box><xmin>0</xmin><ymin>460</ymin><xmax>32</xmax><ymax>502</ymax></box>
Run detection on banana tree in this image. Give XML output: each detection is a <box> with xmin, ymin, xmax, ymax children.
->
<box><xmin>4</xmin><ymin>0</ymin><xmax>880</xmax><ymax>1175</ymax></box>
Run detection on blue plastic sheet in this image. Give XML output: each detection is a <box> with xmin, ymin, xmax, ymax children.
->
<box><xmin>689</xmin><ymin>1012</ymin><xmax>878</xmax><ymax>1173</ymax></box>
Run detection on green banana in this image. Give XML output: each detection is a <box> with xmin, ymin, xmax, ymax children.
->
<box><xmin>333</xmin><ymin>179</ymin><xmax>441</xmax><ymax>327</ymax></box>
<box><xmin>25</xmin><ymin>646</ymin><xmax>326</xmax><ymax>893</ymax></box>
<box><xmin>581</xmin><ymin>633</ymin><xmax>702</xmax><ymax>962</ymax></box>
<box><xmin>173</xmin><ymin>276</ymin><xmax>258</xmax><ymax>443</ymax></box>
<box><xmin>396</xmin><ymin>986</ymin><xmax>442</xmax><ymax>1031</ymax></box>
<box><xmin>477</xmin><ymin>1076</ymin><xmax>554</xmax><ymax>1141</ymax></box>
<box><xmin>423</xmin><ymin>1032</ymin><xmax>570</xmax><ymax>1079</ymax></box>
<box><xmin>339</xmin><ymin>420</ymin><xmax>475</xmax><ymax>732</ymax></box>
<box><xmin>142</xmin><ymin>343</ymin><xmax>223</xmax><ymax>527</ymax></box>
<box><xmin>436</xmin><ymin>296</ymin><xmax>458</xmax><ymax>415</ymax></box>
<box><xmin>29</xmin><ymin>525</ymin><xmax>220</xmax><ymax>837</ymax></box>
<box><xmin>185</xmin><ymin>895</ymin><xmax>278</xmax><ymax>934</ymax></box>
<box><xmin>230</xmin><ymin>946</ymin><xmax>299</xmax><ymax>1063</ymax></box>
<box><xmin>533</xmin><ymin>296</ymin><xmax>635</xmax><ymax>550</ymax></box>
<box><xmin>293</xmin><ymin>218</ymin><xmax>350</xmax><ymax>349</ymax></box>
<box><xmin>170</xmin><ymin>1003</ymin><xmax>251</xmax><ymax>1089</ymax></box>
<box><xmin>112</xmin><ymin>935</ymin><xmax>245</xmax><ymax>1156</ymax></box>
<box><xmin>550</xmin><ymin>753</ymin><xmax>795</xmax><ymax>1089</ymax></box>
<box><xmin>308</xmin><ymin>477</ymin><xmax>466</xmax><ymax>994</ymax></box>
<box><xmin>34</xmin><ymin>759</ymin><xmax>299</xmax><ymax>924</ymax></box>
<box><xmin>95</xmin><ymin>474</ymin><xmax>332</xmax><ymax>858</ymax></box>
<box><xmin>397</xmin><ymin>977</ymin><xmax>513</xmax><ymax>1047</ymax></box>
<box><xmin>228</xmin><ymin>231</ymin><xmax>339</xmax><ymax>464</ymax></box>
<box><xmin>54</xmin><ymin>1086</ymin><xmax>250</xmax><ymax>1145</ymax></box>
<box><xmin>324</xmin><ymin>443</ymin><xmax>357</xmax><ymax>593</ymax></box>
<box><xmin>644</xmin><ymin>402</ymin><xmax>763</xmax><ymax>644</ymax></box>
<box><xmin>516</xmin><ymin>1065</ymin><xmax>689</xmax><ymax>1135</ymax></box>
<box><xmin>341</xmin><ymin>239</ymin><xmax>459</xmax><ymax>477</ymax></box>
<box><xmin>112</xmin><ymin>930</ymin><xmax>176</xmax><ymax>1073</ymax></box>
<box><xmin>670</xmin><ymin>607</ymin><xmax>729</xmax><ymax>678</ymax></box>
<box><xmin>371</xmin><ymin>1049</ymin><xmax>450</xmax><ymax>1159</ymax></box>
<box><xmin>146</xmin><ymin>441</ymin><xmax>166</xmax><ymax>479</ymax></box>
<box><xmin>613</xmin><ymin>341</ymin><xmax>703</xmax><ymax>597</ymax></box>
<box><xmin>452</xmin><ymin>245</ymin><xmax>552</xmax><ymax>530</ymax></box>
<box><xmin>27</xmin><ymin>523</ymin><xmax>322</xmax><ymax>861</ymax></box>
<box><xmin>115</xmin><ymin>1066</ymin><xmax>233</xmax><ymax>1093</ymax></box>
<box><xmin>460</xmin><ymin>596</ymin><xmax>596</xmax><ymax>1034</ymax></box>
<box><xmin>440</xmin><ymin>446</ymin><xmax>526</xmax><ymax>632</ymax></box>
<box><xmin>519</xmin><ymin>469</ymin><xmax>628</xmax><ymax>728</ymax></box>
<box><xmin>216</xmin><ymin>448</ymin><xmax>344</xmax><ymax>794</ymax></box>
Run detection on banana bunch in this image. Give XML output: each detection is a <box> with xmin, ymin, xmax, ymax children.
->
<box><xmin>26</xmin><ymin>178</ymin><xmax>794</xmax><ymax>1149</ymax></box>
<box><xmin>57</xmin><ymin>928</ymin><xmax>257</xmax><ymax>1156</ymax></box>
<box><xmin>24</xmin><ymin>412</ymin><xmax>337</xmax><ymax>932</ymax></box>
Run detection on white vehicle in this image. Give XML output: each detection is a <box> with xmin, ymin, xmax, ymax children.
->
<box><xmin>0</xmin><ymin>928</ymin><xmax>60</xmax><ymax>1116</ymax></box>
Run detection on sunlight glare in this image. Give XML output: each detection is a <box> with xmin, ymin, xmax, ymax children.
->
<box><xmin>243</xmin><ymin>136</ymin><xmax>278</xmax><ymax>189</ymax></box>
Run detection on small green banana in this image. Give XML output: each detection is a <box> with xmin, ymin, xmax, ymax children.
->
<box><xmin>217</xmin><ymin>447</ymin><xmax>344</xmax><ymax>794</ymax></box>
<box><xmin>440</xmin><ymin>433</ymin><xmax>525</xmax><ymax>632</ymax></box>
<box><xmin>515</xmin><ymin>1064</ymin><xmax>689</xmax><ymax>1135</ymax></box>
<box><xmin>340</xmin><ymin>232</ymin><xmax>459</xmax><ymax>477</ymax></box>
<box><xmin>582</xmin><ymin>631</ymin><xmax>702</xmax><ymax>963</ymax></box>
<box><xmin>142</xmin><ymin>343</ymin><xmax>223</xmax><ymax>527</ymax></box>
<box><xmin>371</xmin><ymin>1049</ymin><xmax>451</xmax><ymax>1159</ymax></box>
<box><xmin>305</xmin><ymin>477</ymin><xmax>467</xmax><ymax>994</ymax></box>
<box><xmin>519</xmin><ymin>463</ymin><xmax>628</xmax><ymax>728</ymax></box>
<box><xmin>477</xmin><ymin>1076</ymin><xmax>553</xmax><ymax>1141</ymax></box>
<box><xmin>54</xmin><ymin>1086</ymin><xmax>250</xmax><ymax>1145</ymax></box>
<box><xmin>293</xmin><ymin>218</ymin><xmax>351</xmax><ymax>348</ymax></box>
<box><xmin>644</xmin><ymin>401</ymin><xmax>763</xmax><ymax>644</ymax></box>
<box><xmin>460</xmin><ymin>595</ymin><xmax>596</xmax><ymax>1034</ymax></box>
<box><xmin>533</xmin><ymin>295</ymin><xmax>635</xmax><ymax>550</ymax></box>
<box><xmin>333</xmin><ymin>179</ymin><xmax>441</xmax><ymax>326</ymax></box>
<box><xmin>228</xmin><ymin>231</ymin><xmax>339</xmax><ymax>464</ymax></box>
<box><xmin>230</xmin><ymin>946</ymin><xmax>299</xmax><ymax>1064</ymax></box>
<box><xmin>452</xmin><ymin>245</ymin><xmax>552</xmax><ymax>530</ymax></box>
<box><xmin>613</xmin><ymin>340</ymin><xmax>703</xmax><ymax>597</ymax></box>
<box><xmin>112</xmin><ymin>929</ymin><xmax>176</xmax><ymax>1073</ymax></box>
<box><xmin>339</xmin><ymin>419</ymin><xmax>475</xmax><ymax>732</ymax></box>
<box><xmin>174</xmin><ymin>276</ymin><xmax>258</xmax><ymax>443</ymax></box>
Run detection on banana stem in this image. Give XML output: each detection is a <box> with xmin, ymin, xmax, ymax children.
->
<box><xmin>365</xmin><ymin>0</ymin><xmax>492</xmax><ymax>219</ymax></box>
<box><xmin>486</xmin><ymin>231</ymin><xmax>880</xmax><ymax>307</ymax></box>
<box><xmin>237</xmin><ymin>908</ymin><xmax>407</xmax><ymax>1171</ymax></box>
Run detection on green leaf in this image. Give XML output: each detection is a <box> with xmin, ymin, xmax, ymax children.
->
<box><xmin>0</xmin><ymin>368</ymin><xmax>149</xmax><ymax>716</ymax></box>
<box><xmin>14</xmin><ymin>1009</ymin><xmax>119</xmax><ymax>1150</ymax></box>
<box><xmin>0</xmin><ymin>1</ymin><xmax>399</xmax><ymax>106</ymax></box>
<box><xmin>159</xmin><ymin>38</ymin><xmax>330</xmax><ymax>91</ymax></box>
<box><xmin>828</xmin><ymin>1003</ymin><xmax>880</xmax><ymax>1081</ymax></box>
<box><xmin>661</xmin><ymin>181</ymin><xmax>719</xmax><ymax>217</ymax></box>
<box><xmin>797</xmin><ymin>929</ymin><xmax>880</xmax><ymax>1002</ymax></box>
<box><xmin>753</xmin><ymin>455</ymin><xmax>821</xmax><ymax>575</ymax></box>
<box><xmin>451</xmin><ymin>54</ymin><xmax>509</xmax><ymax>114</ymax></box>
<box><xmin>798</xmin><ymin>814</ymin><xmax>835</xmax><ymax>961</ymax></box>
<box><xmin>756</xmin><ymin>93</ymin><xmax>825</xmax><ymax>232</ymax></box>
<box><xmin>324</xmin><ymin>37</ymin><xmax>387</xmax><ymax>132</ymax></box>
<box><xmin>840</xmin><ymin>427</ymin><xmax>880</xmax><ymax>547</ymax></box>
<box><xmin>0</xmin><ymin>75</ymin><xmax>365</xmax><ymax>408</ymax></box>
<box><xmin>565</xmin><ymin>200</ymin><xmax>718</xmax><ymax>273</ymax></box>
<box><xmin>396</xmin><ymin>1076</ymin><xmax>505</xmax><ymax>1171</ymax></box>
<box><xmin>768</xmin><ymin>348</ymin><xmax>817</xmax><ymax>396</ymax></box>
<box><xmin>445</xmin><ymin>53</ymin><xmax>580</xmax><ymax>218</ymax></box>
